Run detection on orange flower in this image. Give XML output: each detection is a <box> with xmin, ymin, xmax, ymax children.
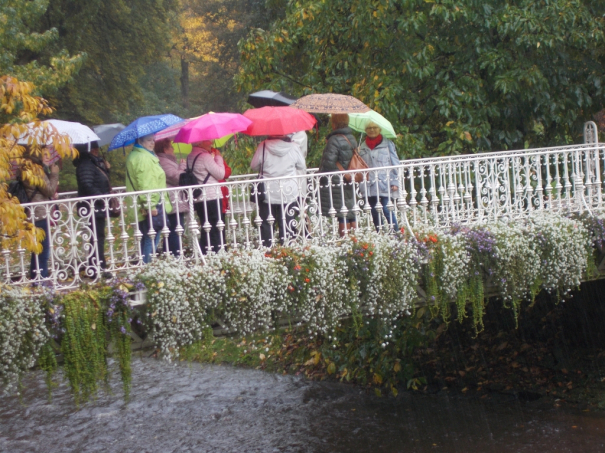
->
<box><xmin>288</xmin><ymin>285</ymin><xmax>295</xmax><ymax>292</ymax></box>
<box><xmin>304</xmin><ymin>278</ymin><xmax>310</xmax><ymax>283</ymax></box>
<box><xmin>430</xmin><ymin>235</ymin><xmax>438</xmax><ymax>243</ymax></box>
<box><xmin>305</xmin><ymin>268</ymin><xmax>309</xmax><ymax>272</ymax></box>
<box><xmin>362</xmin><ymin>244</ymin><xmax>369</xmax><ymax>250</ymax></box>
<box><xmin>400</xmin><ymin>227</ymin><xmax>405</xmax><ymax>234</ymax></box>
<box><xmin>369</xmin><ymin>251</ymin><xmax>373</xmax><ymax>256</ymax></box>
<box><xmin>294</xmin><ymin>265</ymin><xmax>301</xmax><ymax>271</ymax></box>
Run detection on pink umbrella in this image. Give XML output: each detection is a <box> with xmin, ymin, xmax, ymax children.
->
<box><xmin>243</xmin><ymin>106</ymin><xmax>316</xmax><ymax>136</ymax></box>
<box><xmin>154</xmin><ymin>118</ymin><xmax>192</xmax><ymax>141</ymax></box>
<box><xmin>174</xmin><ymin>113</ymin><xmax>252</xmax><ymax>144</ymax></box>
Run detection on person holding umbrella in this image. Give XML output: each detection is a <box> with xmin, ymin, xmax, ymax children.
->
<box><xmin>242</xmin><ymin>106</ymin><xmax>315</xmax><ymax>247</ymax></box>
<box><xmin>155</xmin><ymin>138</ymin><xmax>188</xmax><ymax>256</ymax></box>
<box><xmin>20</xmin><ymin>148</ymin><xmax>60</xmax><ymax>281</ymax></box>
<box><xmin>73</xmin><ymin>141</ymin><xmax>113</xmax><ymax>277</ymax></box>
<box><xmin>187</xmin><ymin>140</ymin><xmax>226</xmax><ymax>254</ymax></box>
<box><xmin>358</xmin><ymin>120</ymin><xmax>400</xmax><ymax>231</ymax></box>
<box><xmin>250</xmin><ymin>135</ymin><xmax>306</xmax><ymax>247</ymax></box>
<box><xmin>125</xmin><ymin>133</ymin><xmax>172</xmax><ymax>263</ymax></box>
<box><xmin>318</xmin><ymin>114</ymin><xmax>358</xmax><ymax>236</ymax></box>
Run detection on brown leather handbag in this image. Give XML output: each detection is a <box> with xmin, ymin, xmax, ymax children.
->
<box><xmin>335</xmin><ymin>135</ymin><xmax>369</xmax><ymax>183</ymax></box>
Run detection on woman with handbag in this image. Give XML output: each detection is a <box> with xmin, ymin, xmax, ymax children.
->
<box><xmin>125</xmin><ymin>134</ymin><xmax>172</xmax><ymax>264</ymax></box>
<box><xmin>318</xmin><ymin>114</ymin><xmax>358</xmax><ymax>236</ymax></box>
<box><xmin>358</xmin><ymin>121</ymin><xmax>400</xmax><ymax>232</ymax></box>
<box><xmin>74</xmin><ymin>141</ymin><xmax>114</xmax><ymax>277</ymax></box>
<box><xmin>187</xmin><ymin>140</ymin><xmax>225</xmax><ymax>254</ymax></box>
<box><xmin>250</xmin><ymin>135</ymin><xmax>306</xmax><ymax>247</ymax></box>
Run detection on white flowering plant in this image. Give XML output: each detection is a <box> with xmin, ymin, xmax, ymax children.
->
<box><xmin>136</xmin><ymin>257</ymin><xmax>225</xmax><ymax>360</ymax></box>
<box><xmin>0</xmin><ymin>288</ymin><xmax>49</xmax><ymax>394</ymax></box>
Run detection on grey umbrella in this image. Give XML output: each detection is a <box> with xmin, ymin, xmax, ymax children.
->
<box><xmin>247</xmin><ymin>90</ymin><xmax>297</xmax><ymax>108</ymax></box>
<box><xmin>93</xmin><ymin>123</ymin><xmax>126</xmax><ymax>147</ymax></box>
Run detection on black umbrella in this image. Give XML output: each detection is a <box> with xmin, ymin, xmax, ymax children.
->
<box><xmin>247</xmin><ymin>90</ymin><xmax>297</xmax><ymax>108</ymax></box>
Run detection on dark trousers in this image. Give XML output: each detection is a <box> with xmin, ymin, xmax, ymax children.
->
<box><xmin>89</xmin><ymin>216</ymin><xmax>106</xmax><ymax>270</ymax></box>
<box><xmin>195</xmin><ymin>199</ymin><xmax>223</xmax><ymax>254</ymax></box>
<box><xmin>259</xmin><ymin>201</ymin><xmax>297</xmax><ymax>248</ymax></box>
<box><xmin>30</xmin><ymin>219</ymin><xmax>50</xmax><ymax>279</ymax></box>
<box><xmin>367</xmin><ymin>196</ymin><xmax>399</xmax><ymax>231</ymax></box>
<box><xmin>166</xmin><ymin>212</ymin><xmax>185</xmax><ymax>256</ymax></box>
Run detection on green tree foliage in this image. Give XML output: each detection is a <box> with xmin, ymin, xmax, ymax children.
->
<box><xmin>38</xmin><ymin>0</ymin><xmax>179</xmax><ymax>124</ymax></box>
<box><xmin>237</xmin><ymin>0</ymin><xmax>605</xmax><ymax>157</ymax></box>
<box><xmin>0</xmin><ymin>0</ymin><xmax>84</xmax><ymax>92</ymax></box>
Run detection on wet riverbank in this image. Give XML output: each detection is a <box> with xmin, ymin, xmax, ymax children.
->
<box><xmin>2</xmin><ymin>358</ymin><xmax>605</xmax><ymax>453</ymax></box>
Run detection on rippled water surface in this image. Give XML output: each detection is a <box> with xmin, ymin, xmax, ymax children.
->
<box><xmin>1</xmin><ymin>358</ymin><xmax>605</xmax><ymax>452</ymax></box>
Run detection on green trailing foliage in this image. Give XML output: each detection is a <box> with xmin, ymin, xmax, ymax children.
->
<box><xmin>61</xmin><ymin>290</ymin><xmax>109</xmax><ymax>406</ymax></box>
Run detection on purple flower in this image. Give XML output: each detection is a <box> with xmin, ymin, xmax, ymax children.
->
<box><xmin>120</xmin><ymin>326</ymin><xmax>127</xmax><ymax>334</ymax></box>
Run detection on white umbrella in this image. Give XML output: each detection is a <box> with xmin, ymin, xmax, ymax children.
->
<box><xmin>17</xmin><ymin>119</ymin><xmax>100</xmax><ymax>145</ymax></box>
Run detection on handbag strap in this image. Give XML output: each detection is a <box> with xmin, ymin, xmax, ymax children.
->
<box><xmin>260</xmin><ymin>142</ymin><xmax>266</xmax><ymax>177</ymax></box>
<box><xmin>336</xmin><ymin>134</ymin><xmax>359</xmax><ymax>171</ymax></box>
<box><xmin>126</xmin><ymin>168</ymin><xmax>137</xmax><ymax>192</ymax></box>
<box><xmin>189</xmin><ymin>152</ymin><xmax>212</xmax><ymax>185</ymax></box>
<box><xmin>97</xmin><ymin>164</ymin><xmax>113</xmax><ymax>191</ymax></box>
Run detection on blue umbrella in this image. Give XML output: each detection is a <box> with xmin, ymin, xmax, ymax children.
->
<box><xmin>108</xmin><ymin>114</ymin><xmax>183</xmax><ymax>150</ymax></box>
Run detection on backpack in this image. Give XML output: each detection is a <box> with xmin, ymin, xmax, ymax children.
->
<box><xmin>178</xmin><ymin>154</ymin><xmax>210</xmax><ymax>199</ymax></box>
<box><xmin>8</xmin><ymin>180</ymin><xmax>33</xmax><ymax>204</ymax></box>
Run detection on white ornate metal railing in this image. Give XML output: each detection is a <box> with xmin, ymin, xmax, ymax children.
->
<box><xmin>3</xmin><ymin>123</ymin><xmax>603</xmax><ymax>290</ymax></box>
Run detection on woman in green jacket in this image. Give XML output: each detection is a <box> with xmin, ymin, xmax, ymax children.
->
<box><xmin>125</xmin><ymin>134</ymin><xmax>172</xmax><ymax>263</ymax></box>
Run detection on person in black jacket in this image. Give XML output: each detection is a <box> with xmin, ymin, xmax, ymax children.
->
<box><xmin>73</xmin><ymin>141</ymin><xmax>112</xmax><ymax>278</ymax></box>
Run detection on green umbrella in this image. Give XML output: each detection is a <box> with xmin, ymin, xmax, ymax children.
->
<box><xmin>348</xmin><ymin>110</ymin><xmax>397</xmax><ymax>139</ymax></box>
<box><xmin>171</xmin><ymin>134</ymin><xmax>233</xmax><ymax>158</ymax></box>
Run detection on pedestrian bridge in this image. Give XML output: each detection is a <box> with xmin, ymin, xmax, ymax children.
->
<box><xmin>3</xmin><ymin>122</ymin><xmax>604</xmax><ymax>292</ymax></box>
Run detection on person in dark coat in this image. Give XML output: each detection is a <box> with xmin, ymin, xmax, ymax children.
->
<box><xmin>73</xmin><ymin>141</ymin><xmax>112</xmax><ymax>277</ymax></box>
<box><xmin>318</xmin><ymin>114</ymin><xmax>357</xmax><ymax>236</ymax></box>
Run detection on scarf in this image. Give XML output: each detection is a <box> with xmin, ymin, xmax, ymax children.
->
<box><xmin>365</xmin><ymin>135</ymin><xmax>383</xmax><ymax>150</ymax></box>
<box><xmin>134</xmin><ymin>143</ymin><xmax>156</xmax><ymax>157</ymax></box>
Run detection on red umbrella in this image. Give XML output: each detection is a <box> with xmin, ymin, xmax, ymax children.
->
<box><xmin>243</xmin><ymin>106</ymin><xmax>316</xmax><ymax>136</ymax></box>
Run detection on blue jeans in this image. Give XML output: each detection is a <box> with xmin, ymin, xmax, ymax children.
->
<box><xmin>367</xmin><ymin>196</ymin><xmax>399</xmax><ymax>231</ymax></box>
<box><xmin>166</xmin><ymin>212</ymin><xmax>185</xmax><ymax>256</ymax></box>
<box><xmin>30</xmin><ymin>219</ymin><xmax>50</xmax><ymax>279</ymax></box>
<box><xmin>139</xmin><ymin>217</ymin><xmax>162</xmax><ymax>264</ymax></box>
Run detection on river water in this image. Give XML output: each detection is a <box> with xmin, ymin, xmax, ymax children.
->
<box><xmin>1</xmin><ymin>358</ymin><xmax>604</xmax><ymax>452</ymax></box>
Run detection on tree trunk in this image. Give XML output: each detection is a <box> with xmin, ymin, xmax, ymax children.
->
<box><xmin>180</xmin><ymin>57</ymin><xmax>190</xmax><ymax>109</ymax></box>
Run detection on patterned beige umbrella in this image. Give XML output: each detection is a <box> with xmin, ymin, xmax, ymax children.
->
<box><xmin>290</xmin><ymin>93</ymin><xmax>370</xmax><ymax>113</ymax></box>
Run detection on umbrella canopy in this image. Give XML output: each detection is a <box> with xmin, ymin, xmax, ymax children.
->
<box><xmin>17</xmin><ymin>119</ymin><xmax>100</xmax><ymax>146</ymax></box>
<box><xmin>154</xmin><ymin>117</ymin><xmax>196</xmax><ymax>141</ymax></box>
<box><xmin>290</xmin><ymin>93</ymin><xmax>370</xmax><ymax>114</ymax></box>
<box><xmin>348</xmin><ymin>110</ymin><xmax>397</xmax><ymax>139</ymax></box>
<box><xmin>108</xmin><ymin>114</ymin><xmax>183</xmax><ymax>150</ymax></box>
<box><xmin>243</xmin><ymin>106</ymin><xmax>316</xmax><ymax>136</ymax></box>
<box><xmin>93</xmin><ymin>123</ymin><xmax>126</xmax><ymax>147</ymax></box>
<box><xmin>174</xmin><ymin>113</ymin><xmax>252</xmax><ymax>144</ymax></box>
<box><xmin>247</xmin><ymin>90</ymin><xmax>297</xmax><ymax>108</ymax></box>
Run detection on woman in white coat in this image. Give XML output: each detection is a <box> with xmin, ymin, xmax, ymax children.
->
<box><xmin>250</xmin><ymin>136</ymin><xmax>306</xmax><ymax>247</ymax></box>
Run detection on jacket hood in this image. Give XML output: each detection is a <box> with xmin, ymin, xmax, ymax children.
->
<box><xmin>263</xmin><ymin>138</ymin><xmax>295</xmax><ymax>157</ymax></box>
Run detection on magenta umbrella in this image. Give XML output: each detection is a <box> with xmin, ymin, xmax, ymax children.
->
<box><xmin>174</xmin><ymin>113</ymin><xmax>252</xmax><ymax>143</ymax></box>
